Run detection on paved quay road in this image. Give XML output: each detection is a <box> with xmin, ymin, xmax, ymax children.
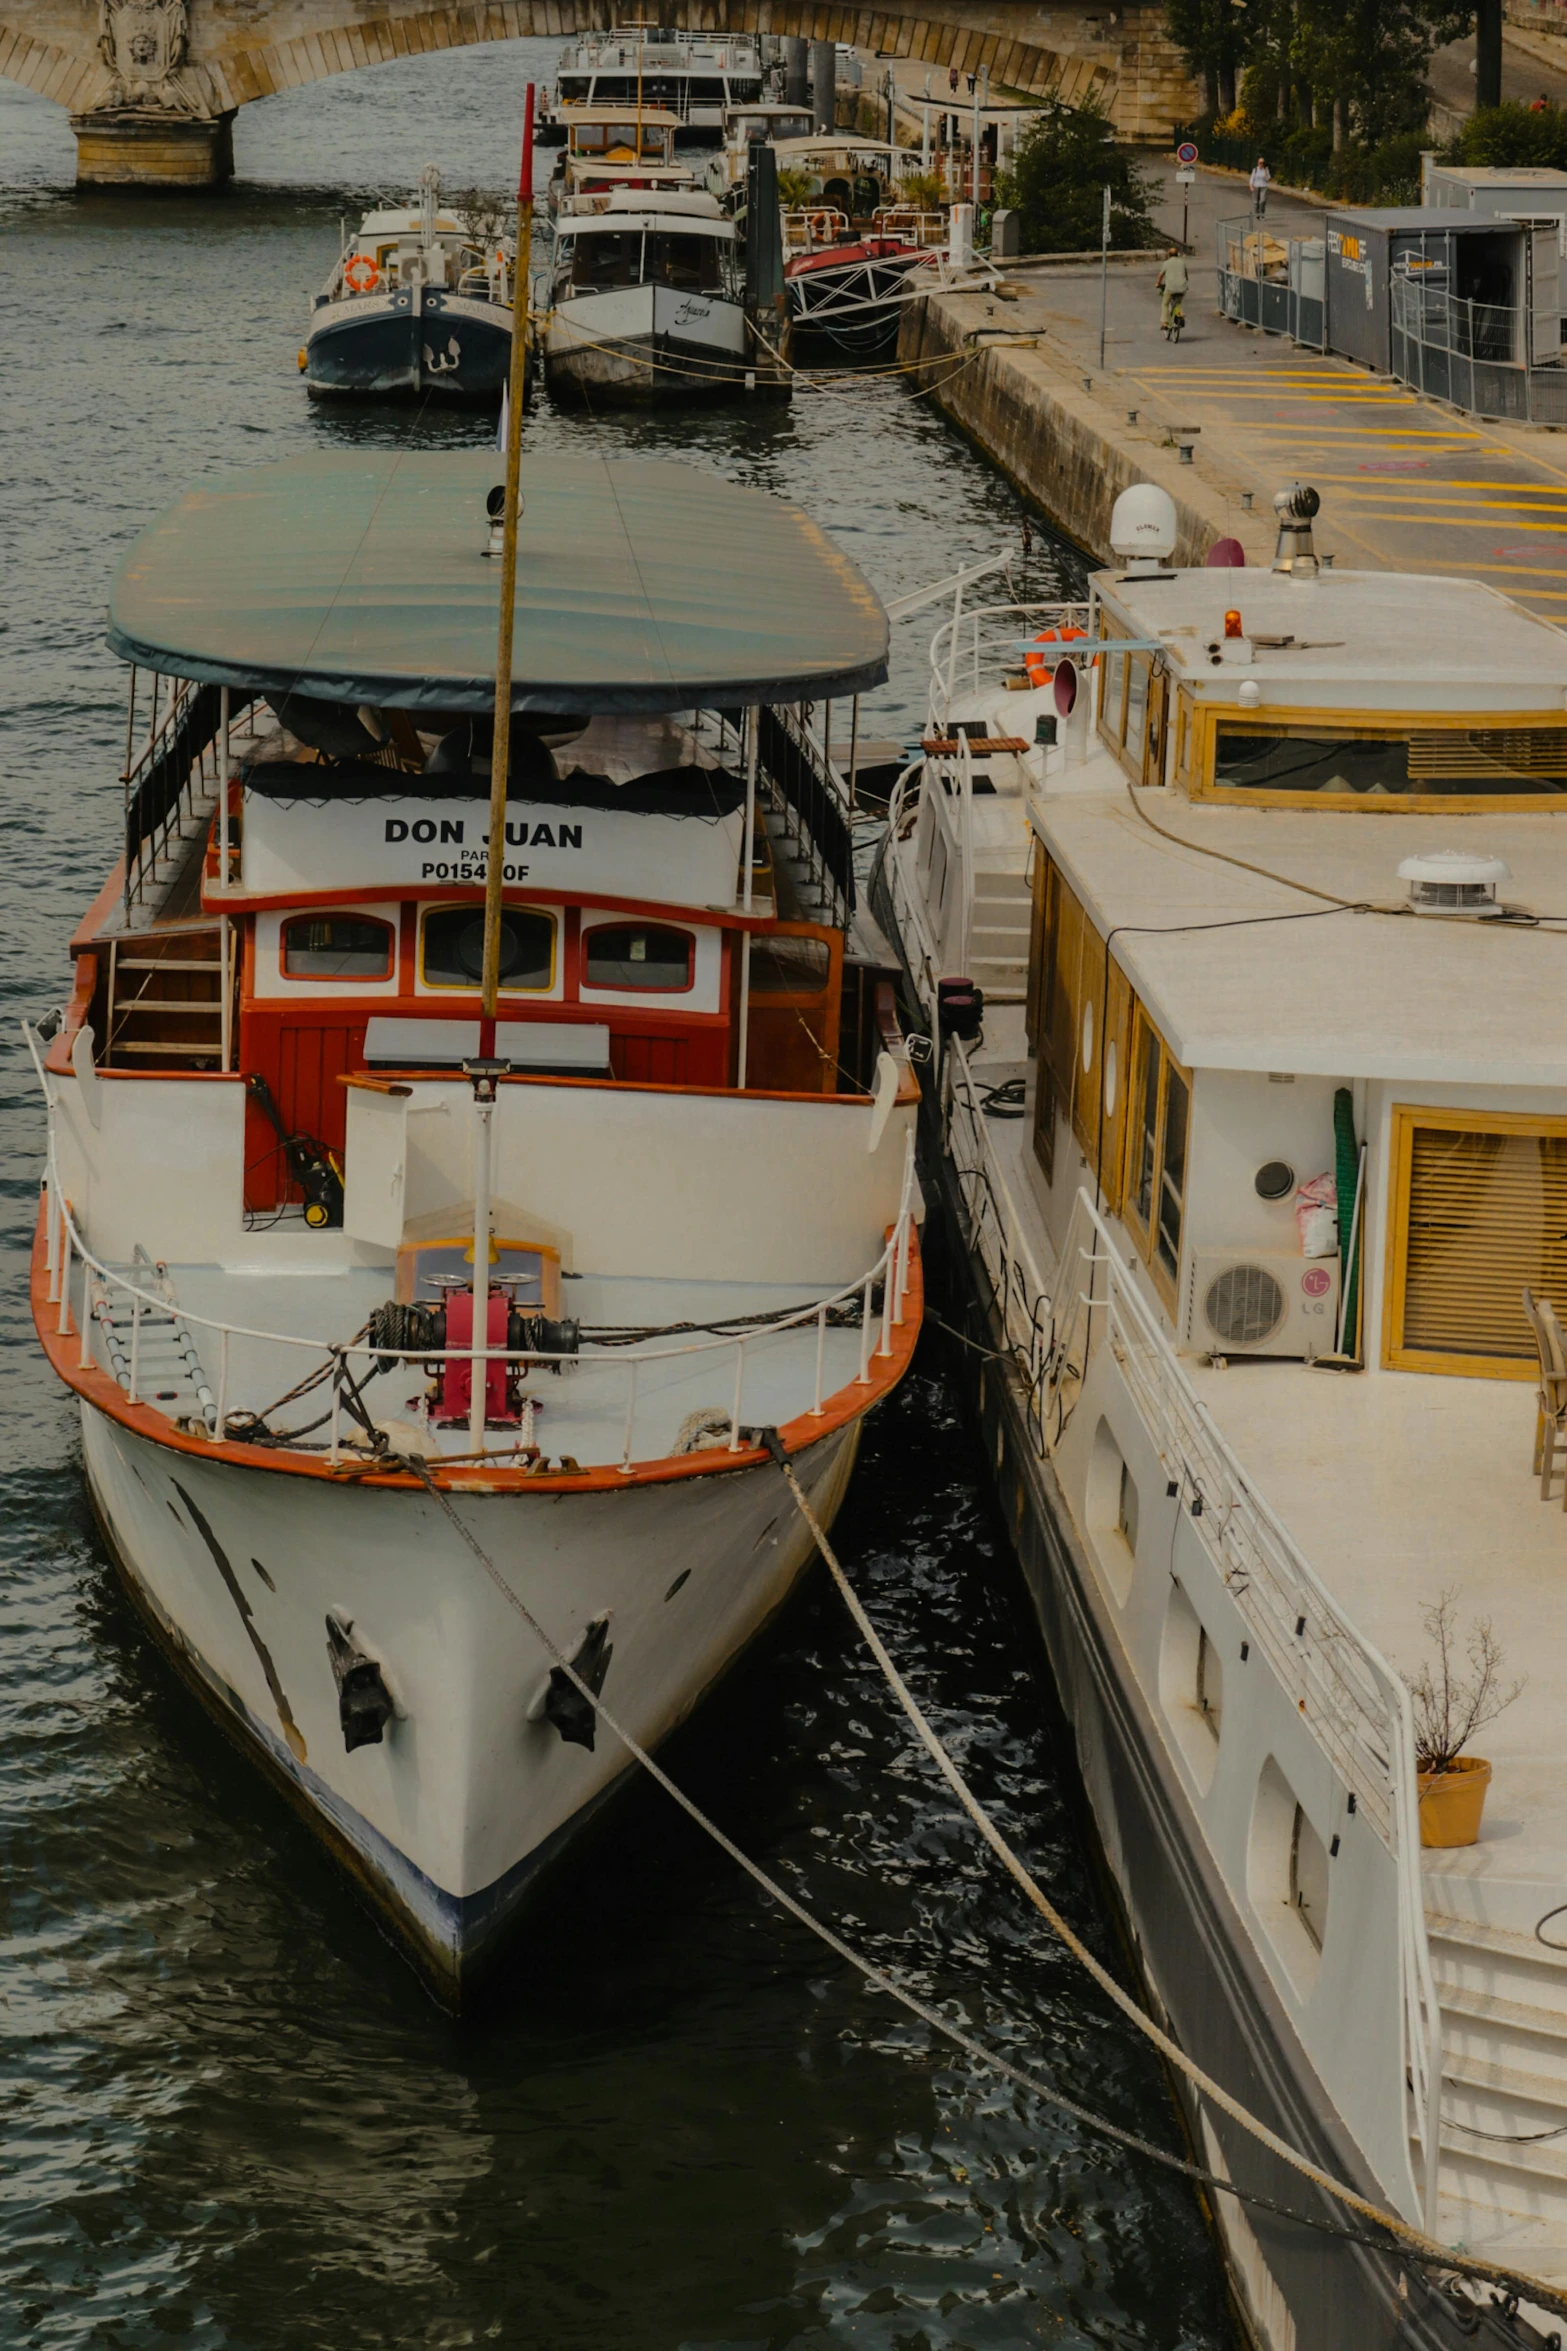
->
<box><xmin>972</xmin><ymin>163</ymin><xmax>1567</xmax><ymax>622</ymax></box>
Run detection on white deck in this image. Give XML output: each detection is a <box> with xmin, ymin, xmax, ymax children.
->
<box><xmin>1187</xmin><ymin>1355</ymin><xmax>1567</xmax><ymax>1920</ymax></box>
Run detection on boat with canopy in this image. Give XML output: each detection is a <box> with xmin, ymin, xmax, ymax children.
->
<box><xmin>28</xmin><ymin>440</ymin><xmax>921</xmax><ymax>1998</ymax></box>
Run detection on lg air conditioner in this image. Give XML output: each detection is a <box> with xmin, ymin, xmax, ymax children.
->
<box><xmin>1181</xmin><ymin>1249</ymin><xmax>1341</xmax><ymax>1360</ymax></box>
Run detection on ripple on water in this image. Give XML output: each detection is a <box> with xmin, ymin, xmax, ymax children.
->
<box><xmin>1</xmin><ymin>44</ymin><xmax>1231</xmax><ymax>2348</ymax></box>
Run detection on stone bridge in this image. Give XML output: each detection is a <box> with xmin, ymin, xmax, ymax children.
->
<box><xmin>0</xmin><ymin>1</ymin><xmax>1195</xmax><ymax>185</ymax></box>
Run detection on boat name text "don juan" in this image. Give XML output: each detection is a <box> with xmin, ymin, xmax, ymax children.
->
<box><xmin>383</xmin><ymin>818</ymin><xmax>584</xmax><ymax>848</ymax></box>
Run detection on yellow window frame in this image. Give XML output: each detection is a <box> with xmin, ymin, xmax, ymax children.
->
<box><xmin>1187</xmin><ymin>703</ymin><xmax>1567</xmax><ymax>812</ymax></box>
<box><xmin>1122</xmin><ymin>1005</ymin><xmax>1192</xmax><ymax>1311</ymax></box>
<box><xmin>1383</xmin><ymin>1103</ymin><xmax>1567</xmax><ymax>1379</ymax></box>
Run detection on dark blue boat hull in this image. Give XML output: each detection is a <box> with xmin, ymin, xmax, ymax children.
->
<box><xmin>305</xmin><ymin>286</ymin><xmax>513</xmax><ymax>405</ymax></box>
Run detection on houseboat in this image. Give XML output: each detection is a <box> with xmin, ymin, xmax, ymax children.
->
<box><xmin>704</xmin><ymin>101</ymin><xmax>814</xmax><ymax>210</ymax></box>
<box><xmin>28</xmin><ymin>447</ymin><xmax>920</xmax><ymax>2001</ymax></box>
<box><xmin>303</xmin><ymin>167</ymin><xmax>514</xmax><ymax>404</ymax></box>
<box><xmin>876</xmin><ymin>487</ymin><xmax>1567</xmax><ymax>2346</ymax></box>
<box><xmin>773</xmin><ymin>136</ymin><xmax>944</xmax><ymax>356</ymax></box>
<box><xmin>539</xmin><ymin>27</ymin><xmax>765</xmax><ymax>144</ymax></box>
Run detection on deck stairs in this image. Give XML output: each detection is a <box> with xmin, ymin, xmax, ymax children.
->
<box><xmin>89</xmin><ymin>1252</ymin><xmax>216</xmax><ymax>1431</ymax></box>
<box><xmin>1422</xmin><ymin>1908</ymin><xmax>1567</xmax><ymax>2276</ymax></box>
<box><xmin>105</xmin><ymin>924</ymin><xmax>228</xmax><ymax>1069</ymax></box>
<box><xmin>968</xmin><ymin>862</ymin><xmax>1032</xmax><ymax>1003</ymax></box>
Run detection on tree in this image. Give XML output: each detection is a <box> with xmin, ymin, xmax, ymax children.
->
<box><xmin>997</xmin><ymin>99</ymin><xmax>1155</xmax><ymax>254</ymax></box>
<box><xmin>1166</xmin><ymin>0</ymin><xmax>1259</xmax><ymax>116</ymax></box>
<box><xmin>1166</xmin><ymin>0</ymin><xmax>1468</xmax><ymax>152</ymax></box>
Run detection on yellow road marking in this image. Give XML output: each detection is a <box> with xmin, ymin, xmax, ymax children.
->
<box><xmin>1333</xmin><ymin>511</ymin><xmax>1567</xmax><ymax>531</ymax></box>
<box><xmin>1310</xmin><ymin>476</ymin><xmax>1567</xmax><ymax>494</ymax></box>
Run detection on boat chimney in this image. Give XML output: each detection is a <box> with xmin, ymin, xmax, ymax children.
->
<box><xmin>1272</xmin><ymin>483</ymin><xmax>1320</xmax><ymax>578</ymax></box>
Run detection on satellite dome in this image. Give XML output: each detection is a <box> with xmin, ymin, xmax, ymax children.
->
<box><xmin>1109</xmin><ymin>484</ymin><xmax>1178</xmax><ymax>571</ymax></box>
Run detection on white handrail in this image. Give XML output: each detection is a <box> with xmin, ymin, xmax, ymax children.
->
<box><xmin>926</xmin><ymin>598</ymin><xmax>1092</xmax><ymax>729</ymax></box>
<box><xmin>928</xmin><ymin>1022</ymin><xmax>1442</xmax><ymax>2229</ymax></box>
<box><xmin>1049</xmin><ymin>1183</ymin><xmax>1442</xmax><ymax>2229</ymax></box>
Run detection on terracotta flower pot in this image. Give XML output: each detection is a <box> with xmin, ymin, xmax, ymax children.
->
<box><xmin>1417</xmin><ymin>1755</ymin><xmax>1492</xmax><ymax>1848</ymax></box>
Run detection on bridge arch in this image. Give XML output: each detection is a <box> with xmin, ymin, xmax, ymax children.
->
<box><xmin>0</xmin><ymin>2</ymin><xmax>1190</xmax><ymax>185</ymax></box>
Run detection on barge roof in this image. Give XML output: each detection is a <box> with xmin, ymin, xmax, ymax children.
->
<box><xmin>1033</xmin><ymin>786</ymin><xmax>1567</xmax><ymax>1087</ymax></box>
<box><xmin>107</xmin><ymin>450</ymin><xmax>888</xmax><ymax>714</ymax></box>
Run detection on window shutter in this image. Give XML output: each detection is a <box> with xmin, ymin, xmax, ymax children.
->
<box><xmin>1392</xmin><ymin>1113</ymin><xmax>1567</xmax><ymax>1373</ymax></box>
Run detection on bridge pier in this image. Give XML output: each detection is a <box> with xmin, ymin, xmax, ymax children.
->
<box><xmin>71</xmin><ymin>109</ymin><xmax>236</xmax><ymax>189</ymax></box>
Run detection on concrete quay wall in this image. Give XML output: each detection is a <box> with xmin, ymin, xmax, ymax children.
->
<box><xmin>898</xmin><ymin>284</ymin><xmax>1242</xmax><ymax>569</ymax></box>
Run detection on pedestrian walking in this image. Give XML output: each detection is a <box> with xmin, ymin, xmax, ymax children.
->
<box><xmin>1250</xmin><ymin>155</ymin><xmax>1272</xmax><ymax>218</ymax></box>
<box><xmin>949</xmin><ymin>63</ymin><xmax>959</xmax><ymax>93</ymax></box>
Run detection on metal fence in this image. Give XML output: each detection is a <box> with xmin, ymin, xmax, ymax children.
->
<box><xmin>1216</xmin><ymin>217</ymin><xmax>1324</xmax><ymax>350</ymax></box>
<box><xmin>1390</xmin><ymin>272</ymin><xmax>1567</xmax><ymax>422</ymax></box>
<box><xmin>1216</xmin><ymin>215</ymin><xmax>1567</xmax><ymax>419</ymax></box>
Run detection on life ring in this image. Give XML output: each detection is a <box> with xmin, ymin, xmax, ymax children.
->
<box><xmin>806</xmin><ymin>208</ymin><xmax>839</xmax><ymax>244</ymax></box>
<box><xmin>344</xmin><ymin>253</ymin><xmax>380</xmax><ymax>295</ymax></box>
<box><xmin>1024</xmin><ymin>623</ymin><xmax>1087</xmax><ymax>687</ymax></box>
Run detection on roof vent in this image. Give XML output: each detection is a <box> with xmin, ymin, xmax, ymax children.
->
<box><xmin>1271</xmin><ymin>483</ymin><xmax>1320</xmax><ymax>578</ymax></box>
<box><xmin>1397</xmin><ymin>849</ymin><xmax>1511</xmax><ymax>918</ymax></box>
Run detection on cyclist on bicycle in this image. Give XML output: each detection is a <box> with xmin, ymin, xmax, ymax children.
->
<box><xmin>1158</xmin><ymin>246</ymin><xmax>1189</xmax><ymax>335</ymax></box>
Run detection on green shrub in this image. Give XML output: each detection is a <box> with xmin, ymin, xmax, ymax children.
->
<box><xmin>1457</xmin><ymin>101</ymin><xmax>1567</xmax><ymax>169</ymax></box>
<box><xmin>996</xmin><ymin>97</ymin><xmax>1157</xmax><ymax>252</ymax></box>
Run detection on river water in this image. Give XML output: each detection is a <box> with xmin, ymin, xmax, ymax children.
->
<box><xmin>1</xmin><ymin>42</ymin><xmax>1234</xmax><ymax>2349</ymax></box>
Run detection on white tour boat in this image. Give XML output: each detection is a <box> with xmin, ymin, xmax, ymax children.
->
<box><xmin>876</xmin><ymin>492</ymin><xmax>1567</xmax><ymax>2346</ymax></box>
<box><xmin>539</xmin><ymin>27</ymin><xmax>765</xmax><ymax>144</ymax></box>
<box><xmin>29</xmin><ymin>447</ymin><xmax>921</xmax><ymax>2001</ymax></box>
<box><xmin>303</xmin><ymin>166</ymin><xmax>514</xmax><ymax>405</ymax></box>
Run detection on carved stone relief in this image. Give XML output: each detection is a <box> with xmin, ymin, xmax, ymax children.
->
<box><xmin>95</xmin><ymin>0</ymin><xmax>218</xmax><ymax>113</ymax></box>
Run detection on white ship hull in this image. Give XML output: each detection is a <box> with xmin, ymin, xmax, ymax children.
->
<box><xmin>81</xmin><ymin>1397</ymin><xmax>861</xmax><ymax>1991</ymax></box>
<box><xmin>544</xmin><ymin>282</ymin><xmax>748</xmax><ymax>403</ymax></box>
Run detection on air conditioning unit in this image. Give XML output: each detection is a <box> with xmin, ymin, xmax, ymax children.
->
<box><xmin>1181</xmin><ymin>1249</ymin><xmax>1341</xmax><ymax>1360</ymax></box>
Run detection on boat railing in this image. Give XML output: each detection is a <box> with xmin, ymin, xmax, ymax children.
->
<box><xmin>927</xmin><ymin>599</ymin><xmax>1092</xmax><ymax>724</ymax></box>
<box><xmin>121</xmin><ymin>672</ymin><xmax>228</xmax><ymax>921</ymax></box>
<box><xmin>782</xmin><ymin>208</ymin><xmax>851</xmax><ymax>254</ymax></box>
<box><xmin>759</xmin><ymin>704</ymin><xmax>856</xmax><ymax>922</ymax></box>
<box><xmin>882</xmin><ymin>764</ymin><xmax>946</xmax><ymax>1018</ymax></box>
<box><xmin>871</xmin><ymin>207</ymin><xmax>947</xmax><ymax>249</ymax></box>
<box><xmin>940</xmin><ymin>1037</ymin><xmax>1053</xmax><ymax>1400</ymax></box>
<box><xmin>29</xmin><ymin>1030</ymin><xmax>917</xmax><ymax>1475</ymax></box>
<box><xmin>1042</xmin><ymin>1175</ymin><xmax>1442</xmax><ymax>2228</ymax></box>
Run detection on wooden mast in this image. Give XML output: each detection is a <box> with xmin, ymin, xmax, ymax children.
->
<box><xmin>481</xmin><ymin>81</ymin><xmax>535</xmax><ymax>1038</ymax></box>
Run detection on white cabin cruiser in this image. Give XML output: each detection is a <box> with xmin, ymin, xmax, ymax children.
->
<box><xmin>876</xmin><ymin>492</ymin><xmax>1567</xmax><ymax>2347</ymax></box>
<box><xmin>30</xmin><ymin>449</ymin><xmax>920</xmax><ymax>2001</ymax></box>
<box><xmin>543</xmin><ymin>190</ymin><xmax>749</xmax><ymax>404</ymax></box>
<box><xmin>303</xmin><ymin>167</ymin><xmax>514</xmax><ymax>405</ymax></box>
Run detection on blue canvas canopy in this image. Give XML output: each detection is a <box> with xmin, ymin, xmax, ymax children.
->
<box><xmin>107</xmin><ymin>450</ymin><xmax>889</xmax><ymax>715</ymax></box>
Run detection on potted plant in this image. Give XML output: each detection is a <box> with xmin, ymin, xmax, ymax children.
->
<box><xmin>1406</xmin><ymin>1590</ymin><xmax>1524</xmax><ymax>1848</ymax></box>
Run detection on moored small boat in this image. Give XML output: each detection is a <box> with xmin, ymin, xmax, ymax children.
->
<box><xmin>774</xmin><ymin>138</ymin><xmax>945</xmax><ymax>356</ymax></box>
<box><xmin>303</xmin><ymin>167</ymin><xmax>516</xmax><ymax>405</ymax></box>
<box><xmin>543</xmin><ymin>190</ymin><xmax>750</xmax><ymax>405</ymax></box>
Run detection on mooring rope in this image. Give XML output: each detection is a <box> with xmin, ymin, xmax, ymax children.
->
<box><xmin>761</xmin><ymin>1436</ymin><xmax>1567</xmax><ymax>2325</ymax></box>
<box><xmin>397</xmin><ymin>1450</ymin><xmax>1566</xmax><ymax>2325</ymax></box>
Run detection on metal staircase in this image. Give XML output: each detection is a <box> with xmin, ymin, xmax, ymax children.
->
<box><xmin>89</xmin><ymin>1251</ymin><xmax>217</xmax><ymax>1431</ymax></box>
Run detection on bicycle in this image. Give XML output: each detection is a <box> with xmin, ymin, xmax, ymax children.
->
<box><xmin>1163</xmin><ymin>295</ymin><xmax>1185</xmax><ymax>344</ymax></box>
